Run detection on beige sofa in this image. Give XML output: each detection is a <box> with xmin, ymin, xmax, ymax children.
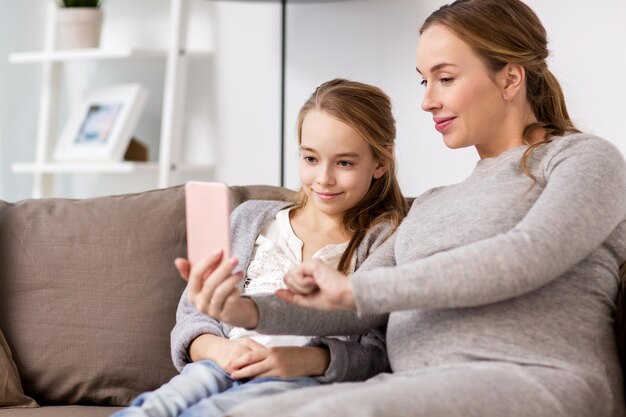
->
<box><xmin>1</xmin><ymin>185</ymin><xmax>625</xmax><ymax>416</ymax></box>
<box><xmin>0</xmin><ymin>185</ymin><xmax>292</xmax><ymax>417</ymax></box>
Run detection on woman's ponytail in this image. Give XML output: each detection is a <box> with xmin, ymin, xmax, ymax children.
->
<box><xmin>521</xmin><ymin>67</ymin><xmax>580</xmax><ymax>184</ymax></box>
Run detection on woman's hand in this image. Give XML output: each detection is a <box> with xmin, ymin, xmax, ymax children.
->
<box><xmin>277</xmin><ymin>259</ymin><xmax>357</xmax><ymax>311</ymax></box>
<box><xmin>229</xmin><ymin>346</ymin><xmax>330</xmax><ymax>380</ymax></box>
<box><xmin>175</xmin><ymin>251</ymin><xmax>259</xmax><ymax>328</ymax></box>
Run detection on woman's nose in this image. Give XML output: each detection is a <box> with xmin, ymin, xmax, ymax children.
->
<box><xmin>421</xmin><ymin>85</ymin><xmax>440</xmax><ymax>113</ymax></box>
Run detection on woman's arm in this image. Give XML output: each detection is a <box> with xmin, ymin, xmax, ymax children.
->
<box><xmin>353</xmin><ymin>137</ymin><xmax>626</xmax><ymax>314</ymax></box>
<box><xmin>252</xmin><ymin>232</ymin><xmax>398</xmax><ymax>335</ymax></box>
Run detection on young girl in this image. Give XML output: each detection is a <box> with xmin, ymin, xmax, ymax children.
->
<box><xmin>196</xmin><ymin>1</ymin><xmax>626</xmax><ymax>417</ymax></box>
<box><xmin>111</xmin><ymin>78</ymin><xmax>407</xmax><ymax>417</ymax></box>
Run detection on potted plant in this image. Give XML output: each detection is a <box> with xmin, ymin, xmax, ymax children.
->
<box><xmin>55</xmin><ymin>0</ymin><xmax>105</xmax><ymax>50</ymax></box>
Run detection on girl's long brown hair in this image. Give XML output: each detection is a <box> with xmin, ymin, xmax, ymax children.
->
<box><xmin>293</xmin><ymin>79</ymin><xmax>407</xmax><ymax>273</ymax></box>
<box><xmin>421</xmin><ymin>0</ymin><xmax>579</xmax><ymax>184</ymax></box>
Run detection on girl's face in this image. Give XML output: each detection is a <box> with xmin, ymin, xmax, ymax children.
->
<box><xmin>416</xmin><ymin>24</ymin><xmax>509</xmax><ymax>156</ymax></box>
<box><xmin>299</xmin><ymin>110</ymin><xmax>386</xmax><ymax>218</ymax></box>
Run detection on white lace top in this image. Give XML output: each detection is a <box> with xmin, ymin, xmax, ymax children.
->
<box><xmin>228</xmin><ymin>208</ymin><xmax>355</xmax><ymax>346</ymax></box>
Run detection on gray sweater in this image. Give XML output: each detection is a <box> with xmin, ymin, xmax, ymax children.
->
<box><xmin>252</xmin><ymin>133</ymin><xmax>626</xmax><ymax>415</ymax></box>
<box><xmin>170</xmin><ymin>200</ymin><xmax>395</xmax><ymax>383</ymax></box>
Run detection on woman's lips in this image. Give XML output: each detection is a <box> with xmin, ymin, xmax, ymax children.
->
<box><xmin>434</xmin><ymin>116</ymin><xmax>456</xmax><ymax>132</ymax></box>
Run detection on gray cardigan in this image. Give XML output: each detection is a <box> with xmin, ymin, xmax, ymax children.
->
<box><xmin>171</xmin><ymin>199</ymin><xmax>395</xmax><ymax>383</ymax></box>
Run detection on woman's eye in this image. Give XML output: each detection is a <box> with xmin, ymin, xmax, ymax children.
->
<box><xmin>337</xmin><ymin>160</ymin><xmax>353</xmax><ymax>167</ymax></box>
<box><xmin>440</xmin><ymin>77</ymin><xmax>454</xmax><ymax>85</ymax></box>
<box><xmin>420</xmin><ymin>79</ymin><xmax>427</xmax><ymax>87</ymax></box>
<box><xmin>303</xmin><ymin>156</ymin><xmax>317</xmax><ymax>163</ymax></box>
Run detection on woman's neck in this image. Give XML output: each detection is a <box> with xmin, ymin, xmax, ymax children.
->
<box><xmin>475</xmin><ymin>102</ymin><xmax>542</xmax><ymax>159</ymax></box>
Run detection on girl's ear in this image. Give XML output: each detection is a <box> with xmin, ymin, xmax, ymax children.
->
<box><xmin>500</xmin><ymin>63</ymin><xmax>526</xmax><ymax>102</ymax></box>
<box><xmin>373</xmin><ymin>161</ymin><xmax>388</xmax><ymax>179</ymax></box>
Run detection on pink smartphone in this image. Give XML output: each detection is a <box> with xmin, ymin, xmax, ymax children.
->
<box><xmin>184</xmin><ymin>181</ymin><xmax>231</xmax><ymax>268</ymax></box>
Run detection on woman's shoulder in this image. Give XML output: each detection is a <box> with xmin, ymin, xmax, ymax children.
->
<box><xmin>547</xmin><ymin>132</ymin><xmax>622</xmax><ymax>159</ymax></box>
<box><xmin>541</xmin><ymin>132</ymin><xmax>625</xmax><ymax>174</ymax></box>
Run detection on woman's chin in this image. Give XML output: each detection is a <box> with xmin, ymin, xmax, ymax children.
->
<box><xmin>442</xmin><ymin>135</ymin><xmax>472</xmax><ymax>150</ymax></box>
<box><xmin>442</xmin><ymin>137</ymin><xmax>462</xmax><ymax>149</ymax></box>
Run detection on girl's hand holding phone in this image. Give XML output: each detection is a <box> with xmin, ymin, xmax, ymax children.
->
<box><xmin>278</xmin><ymin>258</ymin><xmax>357</xmax><ymax>311</ymax></box>
<box><xmin>174</xmin><ymin>251</ymin><xmax>260</xmax><ymax>328</ymax></box>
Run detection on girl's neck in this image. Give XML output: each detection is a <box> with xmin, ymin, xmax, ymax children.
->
<box><xmin>290</xmin><ymin>203</ymin><xmax>351</xmax><ymax>244</ymax></box>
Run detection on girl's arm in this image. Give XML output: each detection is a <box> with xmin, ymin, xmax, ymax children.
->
<box><xmin>170</xmin><ymin>285</ymin><xmax>231</xmax><ymax>372</ymax></box>
<box><xmin>308</xmin><ymin>325</ymin><xmax>390</xmax><ymax>383</ymax></box>
<box><xmin>353</xmin><ymin>136</ymin><xmax>626</xmax><ymax>314</ymax></box>
<box><xmin>228</xmin><ymin>327</ymin><xmax>388</xmax><ymax>382</ymax></box>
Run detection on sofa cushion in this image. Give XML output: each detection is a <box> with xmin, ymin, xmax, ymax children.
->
<box><xmin>0</xmin><ymin>405</ymin><xmax>123</xmax><ymax>416</ymax></box>
<box><xmin>0</xmin><ymin>329</ymin><xmax>37</xmax><ymax>408</ymax></box>
<box><xmin>0</xmin><ymin>186</ymin><xmax>188</xmax><ymax>406</ymax></box>
<box><xmin>229</xmin><ymin>184</ymin><xmax>295</xmax><ymax>207</ymax></box>
<box><xmin>0</xmin><ymin>184</ymin><xmax>295</xmax><ymax>407</ymax></box>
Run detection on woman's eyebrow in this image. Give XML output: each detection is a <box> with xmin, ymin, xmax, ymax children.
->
<box><xmin>416</xmin><ymin>62</ymin><xmax>457</xmax><ymax>75</ymax></box>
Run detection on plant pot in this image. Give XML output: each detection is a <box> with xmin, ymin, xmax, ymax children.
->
<box><xmin>56</xmin><ymin>8</ymin><xmax>103</xmax><ymax>49</ymax></box>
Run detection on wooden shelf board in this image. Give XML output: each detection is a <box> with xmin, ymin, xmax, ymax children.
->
<box><xmin>11</xmin><ymin>162</ymin><xmax>215</xmax><ymax>174</ymax></box>
<box><xmin>9</xmin><ymin>48</ymin><xmax>212</xmax><ymax>64</ymax></box>
<box><xmin>11</xmin><ymin>161</ymin><xmax>160</xmax><ymax>174</ymax></box>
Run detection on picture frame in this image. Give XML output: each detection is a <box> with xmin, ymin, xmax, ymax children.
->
<box><xmin>53</xmin><ymin>84</ymin><xmax>148</xmax><ymax>162</ymax></box>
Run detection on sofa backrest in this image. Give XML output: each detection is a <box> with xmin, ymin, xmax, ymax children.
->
<box><xmin>0</xmin><ymin>184</ymin><xmax>294</xmax><ymax>406</ymax></box>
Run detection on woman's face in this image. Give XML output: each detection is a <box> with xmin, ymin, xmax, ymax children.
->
<box><xmin>299</xmin><ymin>110</ymin><xmax>386</xmax><ymax>218</ymax></box>
<box><xmin>416</xmin><ymin>24</ymin><xmax>509</xmax><ymax>156</ymax></box>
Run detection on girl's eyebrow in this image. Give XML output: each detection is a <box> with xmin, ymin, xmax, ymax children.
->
<box><xmin>335</xmin><ymin>152</ymin><xmax>360</xmax><ymax>159</ymax></box>
<box><xmin>300</xmin><ymin>146</ymin><xmax>360</xmax><ymax>159</ymax></box>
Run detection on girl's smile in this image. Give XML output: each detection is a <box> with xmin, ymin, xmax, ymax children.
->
<box><xmin>314</xmin><ymin>191</ymin><xmax>344</xmax><ymax>201</ymax></box>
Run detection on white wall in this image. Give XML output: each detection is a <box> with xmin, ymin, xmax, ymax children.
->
<box><xmin>0</xmin><ymin>0</ymin><xmax>281</xmax><ymax>201</ymax></box>
<box><xmin>0</xmin><ymin>0</ymin><xmax>47</xmax><ymax>201</ymax></box>
<box><xmin>1</xmin><ymin>0</ymin><xmax>625</xmax><ymax>201</ymax></box>
<box><xmin>283</xmin><ymin>0</ymin><xmax>626</xmax><ymax>196</ymax></box>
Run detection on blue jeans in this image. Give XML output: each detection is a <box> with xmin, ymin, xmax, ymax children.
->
<box><xmin>110</xmin><ymin>360</ymin><xmax>319</xmax><ymax>417</ymax></box>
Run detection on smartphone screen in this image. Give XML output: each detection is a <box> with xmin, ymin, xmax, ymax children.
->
<box><xmin>184</xmin><ymin>181</ymin><xmax>231</xmax><ymax>268</ymax></box>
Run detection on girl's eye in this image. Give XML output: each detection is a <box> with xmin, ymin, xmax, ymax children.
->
<box><xmin>420</xmin><ymin>79</ymin><xmax>427</xmax><ymax>87</ymax></box>
<box><xmin>440</xmin><ymin>77</ymin><xmax>454</xmax><ymax>85</ymax></box>
<box><xmin>303</xmin><ymin>156</ymin><xmax>317</xmax><ymax>164</ymax></box>
<box><xmin>337</xmin><ymin>160</ymin><xmax>353</xmax><ymax>167</ymax></box>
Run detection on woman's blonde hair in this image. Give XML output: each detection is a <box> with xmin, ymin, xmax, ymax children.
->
<box><xmin>420</xmin><ymin>0</ymin><xmax>579</xmax><ymax>184</ymax></box>
<box><xmin>293</xmin><ymin>78</ymin><xmax>407</xmax><ymax>274</ymax></box>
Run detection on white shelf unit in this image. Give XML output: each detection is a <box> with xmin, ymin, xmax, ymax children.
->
<box><xmin>10</xmin><ymin>0</ymin><xmax>213</xmax><ymax>198</ymax></box>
